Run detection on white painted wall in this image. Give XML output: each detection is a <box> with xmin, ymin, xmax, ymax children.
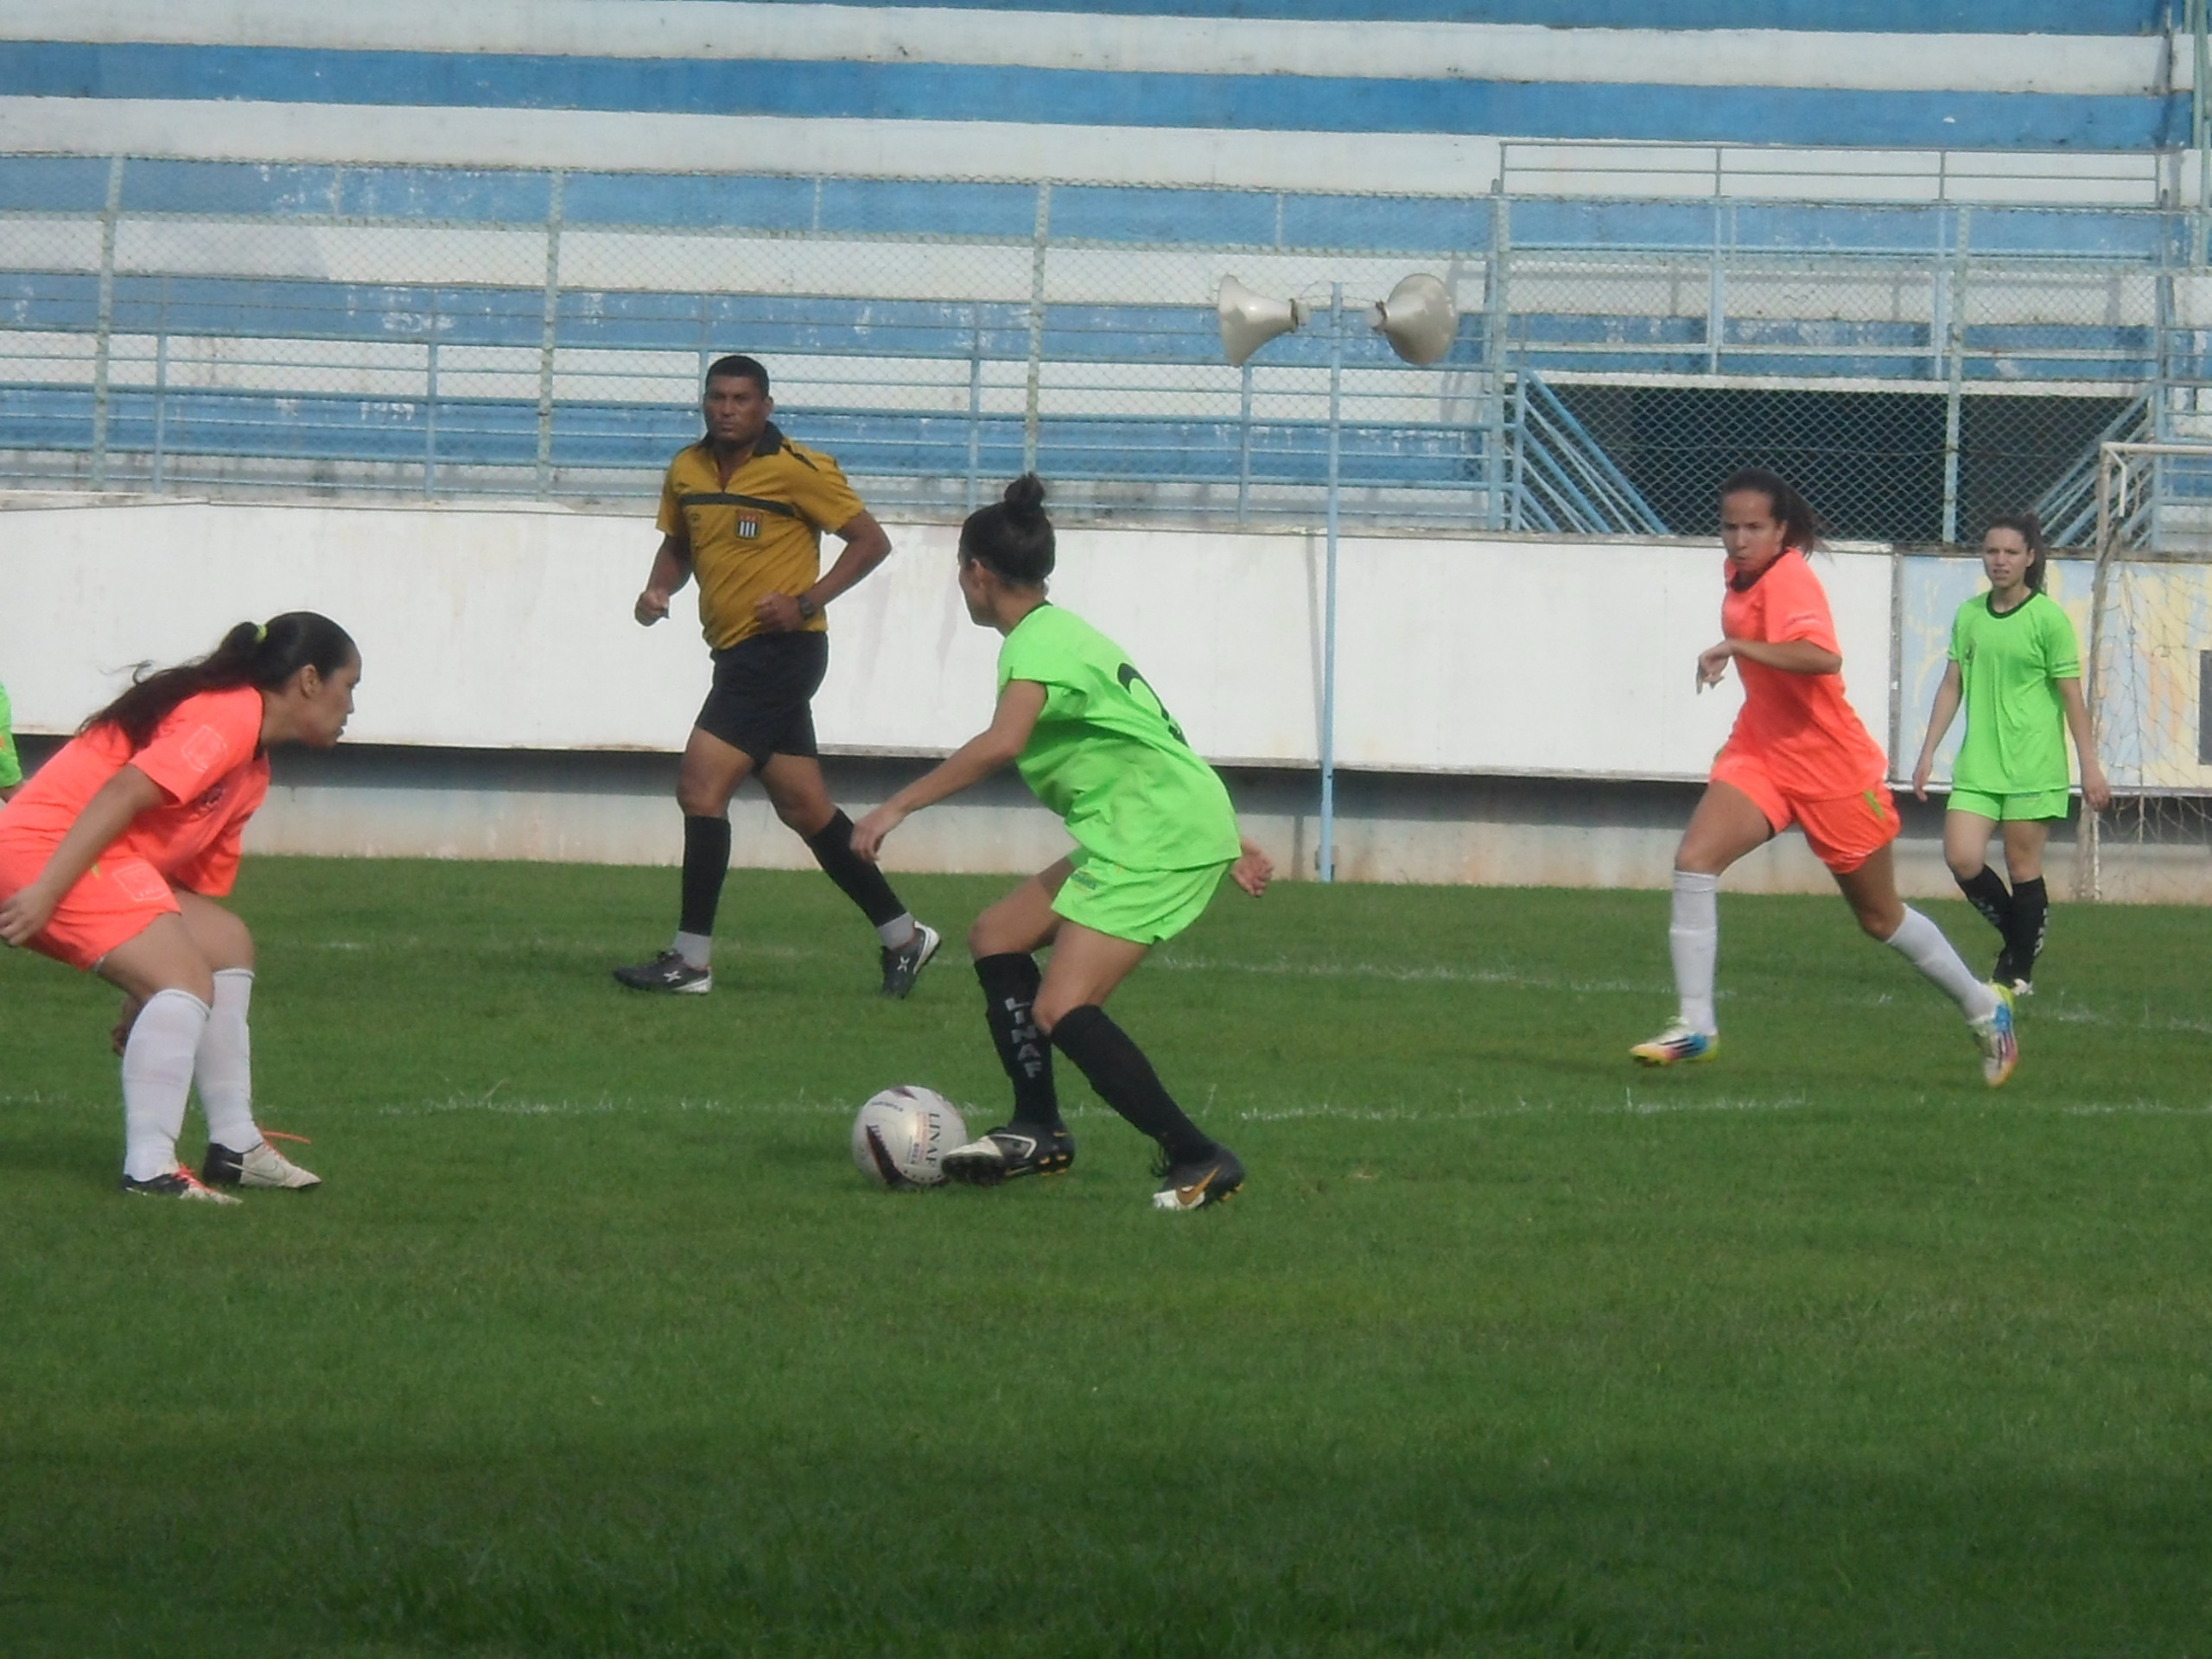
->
<box><xmin>0</xmin><ymin>496</ymin><xmax>1897</xmax><ymax>783</ymax></box>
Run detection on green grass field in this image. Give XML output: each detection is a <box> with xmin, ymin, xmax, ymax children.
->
<box><xmin>2</xmin><ymin>858</ymin><xmax>2207</xmax><ymax>1657</ymax></box>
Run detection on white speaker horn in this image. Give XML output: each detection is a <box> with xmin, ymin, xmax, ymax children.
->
<box><xmin>1372</xmin><ymin>273</ymin><xmax>1458</xmax><ymax>365</ymax></box>
<box><xmin>1217</xmin><ymin>276</ymin><xmax>1306</xmax><ymax>366</ymax></box>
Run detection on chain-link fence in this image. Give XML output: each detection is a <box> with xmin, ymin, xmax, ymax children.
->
<box><xmin>1</xmin><ymin>155</ymin><xmax>2202</xmax><ymax>539</ymax></box>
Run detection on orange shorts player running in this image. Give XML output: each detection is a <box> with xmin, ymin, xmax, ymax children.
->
<box><xmin>1630</xmin><ymin>468</ymin><xmax>2015</xmax><ymax>1090</ymax></box>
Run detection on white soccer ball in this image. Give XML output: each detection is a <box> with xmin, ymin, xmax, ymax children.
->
<box><xmin>851</xmin><ymin>1086</ymin><xmax>969</xmax><ymax>1189</ymax></box>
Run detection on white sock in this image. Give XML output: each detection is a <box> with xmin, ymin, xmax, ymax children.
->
<box><xmin>195</xmin><ymin>967</ymin><xmax>259</xmax><ymax>1154</ymax></box>
<box><xmin>672</xmin><ymin>931</ymin><xmax>713</xmax><ymax>970</ymax></box>
<box><xmin>1883</xmin><ymin>907</ymin><xmax>1999</xmax><ymax>1023</ymax></box>
<box><xmin>876</xmin><ymin>912</ymin><xmax>917</xmax><ymax>950</ymax></box>
<box><xmin>121</xmin><ymin>988</ymin><xmax>210</xmax><ymax>1182</ymax></box>
<box><xmin>1669</xmin><ymin>870</ymin><xmax>1720</xmax><ymax>1035</ymax></box>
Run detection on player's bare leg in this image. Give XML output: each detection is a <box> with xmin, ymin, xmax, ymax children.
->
<box><xmin>760</xmin><ymin>752</ymin><xmax>937</xmax><ymax>995</ymax></box>
<box><xmin>1634</xmin><ymin>780</ymin><xmax>1772</xmax><ymax>1065</ymax></box>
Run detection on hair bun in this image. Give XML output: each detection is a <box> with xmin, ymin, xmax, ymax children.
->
<box><xmin>1002</xmin><ymin>473</ymin><xmax>1047</xmax><ymax>520</ymax></box>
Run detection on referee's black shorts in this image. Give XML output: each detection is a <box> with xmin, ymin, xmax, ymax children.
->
<box><xmin>695</xmin><ymin>631</ymin><xmax>829</xmax><ymax>765</ymax></box>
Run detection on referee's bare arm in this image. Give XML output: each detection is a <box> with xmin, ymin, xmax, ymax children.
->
<box><xmin>755</xmin><ymin>511</ymin><xmax>893</xmax><ymax>632</ymax></box>
<box><xmin>634</xmin><ymin>531</ymin><xmax>692</xmax><ymax>626</ymax></box>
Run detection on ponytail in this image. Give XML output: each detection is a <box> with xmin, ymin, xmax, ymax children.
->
<box><xmin>85</xmin><ymin>612</ymin><xmax>358</xmax><ymax>749</ymax></box>
<box><xmin>959</xmin><ymin>474</ymin><xmax>1056</xmax><ymax>586</ymax></box>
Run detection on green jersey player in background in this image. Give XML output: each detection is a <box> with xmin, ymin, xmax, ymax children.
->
<box><xmin>852</xmin><ymin>475</ymin><xmax>1272</xmax><ymax>1211</ymax></box>
<box><xmin>1911</xmin><ymin>512</ymin><xmax>2109</xmax><ymax>994</ymax></box>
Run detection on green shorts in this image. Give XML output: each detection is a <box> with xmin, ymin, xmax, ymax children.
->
<box><xmin>1947</xmin><ymin>785</ymin><xmax>2070</xmax><ymax>823</ymax></box>
<box><xmin>1052</xmin><ymin>851</ymin><xmax>1230</xmax><ymax>946</ymax></box>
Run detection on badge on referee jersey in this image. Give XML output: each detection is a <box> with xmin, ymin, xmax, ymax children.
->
<box><xmin>736</xmin><ymin>517</ymin><xmax>760</xmax><ymax>539</ymax></box>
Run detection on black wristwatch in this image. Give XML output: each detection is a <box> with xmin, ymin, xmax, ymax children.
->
<box><xmin>796</xmin><ymin>594</ymin><xmax>819</xmax><ymax>620</ymax></box>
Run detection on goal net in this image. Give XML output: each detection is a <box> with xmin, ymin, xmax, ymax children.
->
<box><xmin>2078</xmin><ymin>441</ymin><xmax>2212</xmax><ymax>900</ymax></box>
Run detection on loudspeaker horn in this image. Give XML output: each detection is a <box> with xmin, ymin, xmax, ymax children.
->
<box><xmin>1217</xmin><ymin>276</ymin><xmax>1306</xmax><ymax>366</ymax></box>
<box><xmin>1372</xmin><ymin>272</ymin><xmax>1458</xmax><ymax>365</ymax></box>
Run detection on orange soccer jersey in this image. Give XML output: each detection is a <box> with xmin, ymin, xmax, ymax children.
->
<box><xmin>1714</xmin><ymin>548</ymin><xmax>1887</xmax><ymax>800</ymax></box>
<box><xmin>0</xmin><ymin>686</ymin><xmax>269</xmax><ymax>968</ymax></box>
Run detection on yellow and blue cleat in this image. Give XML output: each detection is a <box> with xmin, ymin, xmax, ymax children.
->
<box><xmin>1972</xmin><ymin>982</ymin><xmax>2018</xmax><ymax>1088</ymax></box>
<box><xmin>1630</xmin><ymin>1022</ymin><xmax>1719</xmax><ymax>1066</ymax></box>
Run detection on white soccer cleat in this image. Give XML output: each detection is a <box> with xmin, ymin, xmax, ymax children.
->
<box><xmin>201</xmin><ymin>1136</ymin><xmax>322</xmax><ymax>1190</ymax></box>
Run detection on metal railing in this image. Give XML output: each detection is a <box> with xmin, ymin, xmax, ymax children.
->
<box><xmin>3</xmin><ymin>155</ymin><xmax>2204</xmax><ymax>538</ymax></box>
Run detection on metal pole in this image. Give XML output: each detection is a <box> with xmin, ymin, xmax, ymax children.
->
<box><xmin>1319</xmin><ymin>284</ymin><xmax>1343</xmax><ymax>884</ymax></box>
<box><xmin>965</xmin><ymin>316</ymin><xmax>983</xmax><ymax>513</ymax></box>
<box><xmin>90</xmin><ymin>156</ymin><xmax>124</xmax><ymax>490</ymax></box>
<box><xmin>535</xmin><ymin>169</ymin><xmax>563</xmax><ymax>499</ymax></box>
<box><xmin>1484</xmin><ymin>189</ymin><xmax>1510</xmax><ymax>531</ymax></box>
<box><xmin>1940</xmin><ymin>207</ymin><xmax>1970</xmax><ymax>544</ymax></box>
<box><xmin>1236</xmin><ymin>360</ymin><xmax>1254</xmax><ymax>527</ymax></box>
<box><xmin>1022</xmin><ymin>182</ymin><xmax>1050</xmax><ymax>475</ymax></box>
<box><xmin>424</xmin><ymin>334</ymin><xmax>440</xmax><ymax>499</ymax></box>
<box><xmin>150</xmin><ymin>322</ymin><xmax>168</xmax><ymax>493</ymax></box>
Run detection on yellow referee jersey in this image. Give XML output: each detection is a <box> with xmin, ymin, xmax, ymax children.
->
<box><xmin>656</xmin><ymin>423</ymin><xmax>865</xmax><ymax>650</ymax></box>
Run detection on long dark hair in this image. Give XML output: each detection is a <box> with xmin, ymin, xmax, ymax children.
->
<box><xmin>1718</xmin><ymin>467</ymin><xmax>1821</xmax><ymax>553</ymax></box>
<box><xmin>960</xmin><ymin>474</ymin><xmax>1056</xmax><ymax>585</ymax></box>
<box><xmin>86</xmin><ymin>613</ymin><xmax>358</xmax><ymax>749</ymax></box>
<box><xmin>1984</xmin><ymin>511</ymin><xmax>2049</xmax><ymax>594</ymax></box>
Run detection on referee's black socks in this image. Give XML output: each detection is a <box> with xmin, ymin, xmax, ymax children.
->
<box><xmin>975</xmin><ymin>953</ymin><xmax>1059</xmax><ymax>1126</ymax></box>
<box><xmin>679</xmin><ymin>815</ymin><xmax>733</xmax><ymax>939</ymax></box>
<box><xmin>1049</xmin><ymin>1003</ymin><xmax>1213</xmax><ymax>1164</ymax></box>
<box><xmin>804</xmin><ymin>809</ymin><xmax>910</xmax><ymax>931</ymax></box>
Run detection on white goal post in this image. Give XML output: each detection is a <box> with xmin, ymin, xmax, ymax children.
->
<box><xmin>2079</xmin><ymin>441</ymin><xmax>2212</xmax><ymax>900</ymax></box>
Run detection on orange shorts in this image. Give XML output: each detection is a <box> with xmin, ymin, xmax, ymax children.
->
<box><xmin>0</xmin><ymin>836</ymin><xmax>179</xmax><ymax>971</ymax></box>
<box><xmin>1710</xmin><ymin>749</ymin><xmax>1898</xmax><ymax>875</ymax></box>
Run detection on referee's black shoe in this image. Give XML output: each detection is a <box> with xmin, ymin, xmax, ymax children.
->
<box><xmin>943</xmin><ymin>1121</ymin><xmax>1075</xmax><ymax>1185</ymax></box>
<box><xmin>613</xmin><ymin>950</ymin><xmax>712</xmax><ymax>994</ymax></box>
<box><xmin>879</xmin><ymin>921</ymin><xmax>941</xmax><ymax>999</ymax></box>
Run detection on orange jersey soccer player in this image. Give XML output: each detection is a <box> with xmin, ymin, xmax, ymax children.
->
<box><xmin>0</xmin><ymin>614</ymin><xmax>359</xmax><ymax>1199</ymax></box>
<box><xmin>1630</xmin><ymin>469</ymin><xmax>2018</xmax><ymax>1087</ymax></box>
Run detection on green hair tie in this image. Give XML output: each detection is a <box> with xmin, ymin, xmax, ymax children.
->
<box><xmin>254</xmin><ymin>623</ymin><xmax>268</xmax><ymax>643</ymax></box>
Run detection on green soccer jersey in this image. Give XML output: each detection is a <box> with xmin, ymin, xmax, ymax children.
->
<box><xmin>1948</xmin><ymin>589</ymin><xmax>2081</xmax><ymax>796</ymax></box>
<box><xmin>0</xmin><ymin>678</ymin><xmax>20</xmax><ymax>790</ymax></box>
<box><xmin>996</xmin><ymin>605</ymin><xmax>1240</xmax><ymax>872</ymax></box>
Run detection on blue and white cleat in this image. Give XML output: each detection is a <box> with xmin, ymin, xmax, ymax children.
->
<box><xmin>1972</xmin><ymin>982</ymin><xmax>2018</xmax><ymax>1088</ymax></box>
<box><xmin>1630</xmin><ymin>1022</ymin><xmax>1719</xmax><ymax>1067</ymax></box>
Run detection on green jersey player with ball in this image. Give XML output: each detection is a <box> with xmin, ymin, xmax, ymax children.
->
<box><xmin>851</xmin><ymin>474</ymin><xmax>1271</xmax><ymax>1211</ymax></box>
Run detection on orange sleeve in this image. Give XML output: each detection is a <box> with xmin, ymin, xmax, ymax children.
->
<box><xmin>129</xmin><ymin>690</ymin><xmax>262</xmax><ymax>806</ymax></box>
<box><xmin>1761</xmin><ymin>555</ymin><xmax>1840</xmax><ymax>653</ymax></box>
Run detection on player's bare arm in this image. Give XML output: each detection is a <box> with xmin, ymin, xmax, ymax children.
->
<box><xmin>754</xmin><ymin>511</ymin><xmax>893</xmax><ymax>632</ymax></box>
<box><xmin>1912</xmin><ymin>660</ymin><xmax>1965</xmax><ymax>798</ymax></box>
<box><xmin>851</xmin><ymin>679</ymin><xmax>1046</xmax><ymax>861</ymax></box>
<box><xmin>0</xmin><ymin>765</ymin><xmax>164</xmax><ymax>946</ymax></box>
<box><xmin>634</xmin><ymin>531</ymin><xmax>692</xmax><ymax>626</ymax></box>
<box><xmin>1697</xmin><ymin>636</ymin><xmax>1843</xmax><ymax>690</ymax></box>
<box><xmin>2057</xmin><ymin>678</ymin><xmax>2112</xmax><ymax>810</ymax></box>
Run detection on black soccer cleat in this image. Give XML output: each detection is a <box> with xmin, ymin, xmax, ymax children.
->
<box><xmin>613</xmin><ymin>950</ymin><xmax>712</xmax><ymax>994</ymax></box>
<box><xmin>942</xmin><ymin>1121</ymin><xmax>1075</xmax><ymax>1185</ymax></box>
<box><xmin>1151</xmin><ymin>1144</ymin><xmax>1245</xmax><ymax>1212</ymax></box>
<box><xmin>878</xmin><ymin>922</ymin><xmax>941</xmax><ymax>1000</ymax></box>
<box><xmin>120</xmin><ymin>1166</ymin><xmax>240</xmax><ymax>1205</ymax></box>
<box><xmin>1993</xmin><ymin>946</ymin><xmax>2033</xmax><ymax>999</ymax></box>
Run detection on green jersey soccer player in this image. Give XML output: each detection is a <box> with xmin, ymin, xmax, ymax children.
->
<box><xmin>1912</xmin><ymin>513</ymin><xmax>2109</xmax><ymax>993</ymax></box>
<box><xmin>852</xmin><ymin>474</ymin><xmax>1271</xmax><ymax>1211</ymax></box>
<box><xmin>0</xmin><ymin>677</ymin><xmax>22</xmax><ymax>800</ymax></box>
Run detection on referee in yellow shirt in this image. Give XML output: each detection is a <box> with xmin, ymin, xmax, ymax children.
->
<box><xmin>614</xmin><ymin>355</ymin><xmax>938</xmax><ymax>997</ymax></box>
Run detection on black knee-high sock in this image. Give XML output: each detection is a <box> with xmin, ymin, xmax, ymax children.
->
<box><xmin>1954</xmin><ymin>866</ymin><xmax>2014</xmax><ymax>939</ymax></box>
<box><xmin>679</xmin><ymin>815</ymin><xmax>732</xmax><ymax>937</ymax></box>
<box><xmin>2006</xmin><ymin>876</ymin><xmax>2049</xmax><ymax>974</ymax></box>
<box><xmin>1049</xmin><ymin>1004</ymin><xmax>1213</xmax><ymax>1163</ymax></box>
<box><xmin>975</xmin><ymin>954</ymin><xmax>1058</xmax><ymax>1125</ymax></box>
<box><xmin>804</xmin><ymin>809</ymin><xmax>908</xmax><ymax>929</ymax></box>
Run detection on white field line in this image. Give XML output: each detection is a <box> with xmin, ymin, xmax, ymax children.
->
<box><xmin>1154</xmin><ymin>952</ymin><xmax>1669</xmax><ymax>998</ymax></box>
